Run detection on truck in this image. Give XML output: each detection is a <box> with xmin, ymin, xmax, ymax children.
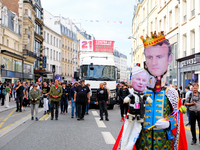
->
<box><xmin>75</xmin><ymin>52</ymin><xmax>119</xmax><ymax>109</ymax></box>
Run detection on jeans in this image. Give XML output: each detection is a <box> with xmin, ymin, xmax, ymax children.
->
<box><xmin>99</xmin><ymin>101</ymin><xmax>108</xmax><ymax>119</ymax></box>
<box><xmin>1</xmin><ymin>95</ymin><xmax>5</xmax><ymax>105</ymax></box>
<box><xmin>77</xmin><ymin>102</ymin><xmax>86</xmax><ymax>119</ymax></box>
<box><xmin>85</xmin><ymin>102</ymin><xmax>90</xmax><ymax>113</ymax></box>
<box><xmin>190</xmin><ymin>111</ymin><xmax>200</xmax><ymax>142</ymax></box>
<box><xmin>66</xmin><ymin>97</ymin><xmax>68</xmax><ymax>112</ymax></box>
<box><xmin>31</xmin><ymin>104</ymin><xmax>39</xmax><ymax>118</ymax></box>
<box><xmin>16</xmin><ymin>96</ymin><xmax>23</xmax><ymax>111</ymax></box>
<box><xmin>60</xmin><ymin>97</ymin><xmax>66</xmax><ymax>113</ymax></box>
<box><xmin>187</xmin><ymin>106</ymin><xmax>190</xmax><ymax>123</ymax></box>
<box><xmin>71</xmin><ymin>98</ymin><xmax>75</xmax><ymax>116</ymax></box>
<box><xmin>51</xmin><ymin>101</ymin><xmax>59</xmax><ymax>119</ymax></box>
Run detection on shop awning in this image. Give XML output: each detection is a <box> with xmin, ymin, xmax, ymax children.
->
<box><xmin>1</xmin><ymin>50</ymin><xmax>26</xmax><ymax>60</ymax></box>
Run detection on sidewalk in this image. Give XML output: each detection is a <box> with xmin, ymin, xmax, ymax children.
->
<box><xmin>0</xmin><ymin>99</ymin><xmax>16</xmax><ymax>113</ymax></box>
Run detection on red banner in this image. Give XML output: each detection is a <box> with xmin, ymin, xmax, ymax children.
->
<box><xmin>93</xmin><ymin>40</ymin><xmax>114</xmax><ymax>53</ymax></box>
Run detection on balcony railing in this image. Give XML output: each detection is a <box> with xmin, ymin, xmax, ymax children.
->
<box><xmin>191</xmin><ymin>9</ymin><xmax>195</xmax><ymax>17</ymax></box>
<box><xmin>183</xmin><ymin>15</ymin><xmax>187</xmax><ymax>22</ymax></box>
<box><xmin>23</xmin><ymin>49</ymin><xmax>38</xmax><ymax>59</ymax></box>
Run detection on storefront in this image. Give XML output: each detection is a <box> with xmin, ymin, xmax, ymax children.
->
<box><xmin>177</xmin><ymin>52</ymin><xmax>200</xmax><ymax>90</ymax></box>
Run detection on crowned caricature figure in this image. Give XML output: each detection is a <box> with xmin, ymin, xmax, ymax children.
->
<box><xmin>113</xmin><ymin>32</ymin><xmax>187</xmax><ymax>150</ymax></box>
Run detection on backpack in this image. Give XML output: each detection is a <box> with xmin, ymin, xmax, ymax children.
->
<box><xmin>2</xmin><ymin>89</ymin><xmax>7</xmax><ymax>95</ymax></box>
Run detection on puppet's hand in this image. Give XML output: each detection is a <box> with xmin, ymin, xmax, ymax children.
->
<box><xmin>146</xmin><ymin>97</ymin><xmax>152</xmax><ymax>104</ymax></box>
<box><xmin>155</xmin><ymin>119</ymin><xmax>170</xmax><ymax>129</ymax></box>
<box><xmin>124</xmin><ymin>96</ymin><xmax>130</xmax><ymax>103</ymax></box>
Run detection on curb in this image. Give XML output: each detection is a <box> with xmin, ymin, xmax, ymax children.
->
<box><xmin>0</xmin><ymin>109</ymin><xmax>43</xmax><ymax>138</ymax></box>
<box><xmin>0</xmin><ymin>106</ymin><xmax>16</xmax><ymax>113</ymax></box>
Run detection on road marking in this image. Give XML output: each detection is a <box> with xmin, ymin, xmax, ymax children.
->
<box><xmin>92</xmin><ymin>110</ymin><xmax>99</xmax><ymax>116</ymax></box>
<box><xmin>185</xmin><ymin>126</ymin><xmax>199</xmax><ymax>134</ymax></box>
<box><xmin>39</xmin><ymin>114</ymin><xmax>51</xmax><ymax>121</ymax></box>
<box><xmin>101</xmin><ymin>132</ymin><xmax>116</xmax><ymax>144</ymax></box>
<box><xmin>0</xmin><ymin>109</ymin><xmax>15</xmax><ymax>128</ymax></box>
<box><xmin>11</xmin><ymin>111</ymin><xmax>31</xmax><ymax>117</ymax></box>
<box><xmin>95</xmin><ymin>118</ymin><xmax>106</xmax><ymax>128</ymax></box>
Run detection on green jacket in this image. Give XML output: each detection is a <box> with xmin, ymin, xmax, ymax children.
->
<box><xmin>50</xmin><ymin>85</ymin><xmax>63</xmax><ymax>102</ymax></box>
<box><xmin>29</xmin><ymin>89</ymin><xmax>41</xmax><ymax>104</ymax></box>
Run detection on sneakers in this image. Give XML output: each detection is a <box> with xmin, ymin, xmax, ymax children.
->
<box><xmin>100</xmin><ymin>118</ymin><xmax>103</xmax><ymax>121</ymax></box>
<box><xmin>47</xmin><ymin>111</ymin><xmax>50</xmax><ymax>115</ymax></box>
<box><xmin>106</xmin><ymin>118</ymin><xmax>109</xmax><ymax>121</ymax></box>
<box><xmin>191</xmin><ymin>141</ymin><xmax>196</xmax><ymax>145</ymax></box>
<box><xmin>86</xmin><ymin>112</ymin><xmax>89</xmax><ymax>115</ymax></box>
<box><xmin>71</xmin><ymin>115</ymin><xmax>74</xmax><ymax>118</ymax></box>
<box><xmin>44</xmin><ymin>111</ymin><xmax>46</xmax><ymax>115</ymax></box>
<box><xmin>31</xmin><ymin>117</ymin><xmax>34</xmax><ymax>120</ymax></box>
<box><xmin>77</xmin><ymin>118</ymin><xmax>81</xmax><ymax>121</ymax></box>
<box><xmin>120</xmin><ymin>117</ymin><xmax>124</xmax><ymax>122</ymax></box>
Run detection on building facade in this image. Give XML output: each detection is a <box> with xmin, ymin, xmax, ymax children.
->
<box><xmin>43</xmin><ymin>10</ymin><xmax>62</xmax><ymax>82</ymax></box>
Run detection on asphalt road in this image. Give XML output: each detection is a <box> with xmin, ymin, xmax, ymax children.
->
<box><xmin>0</xmin><ymin>104</ymin><xmax>199</xmax><ymax>150</ymax></box>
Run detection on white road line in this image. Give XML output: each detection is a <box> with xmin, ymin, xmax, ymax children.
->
<box><xmin>101</xmin><ymin>132</ymin><xmax>116</xmax><ymax>144</ymax></box>
<box><xmin>91</xmin><ymin>110</ymin><xmax>99</xmax><ymax>116</ymax></box>
<box><xmin>95</xmin><ymin>118</ymin><xmax>106</xmax><ymax>128</ymax></box>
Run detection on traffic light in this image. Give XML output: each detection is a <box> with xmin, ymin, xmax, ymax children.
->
<box><xmin>136</xmin><ymin>63</ymin><xmax>140</xmax><ymax>67</ymax></box>
<box><xmin>52</xmin><ymin>65</ymin><xmax>55</xmax><ymax>73</ymax></box>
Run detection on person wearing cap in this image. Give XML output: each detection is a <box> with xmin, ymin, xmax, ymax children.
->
<box><xmin>29</xmin><ymin>84</ymin><xmax>41</xmax><ymax>121</ymax></box>
<box><xmin>15</xmin><ymin>81</ymin><xmax>25</xmax><ymax>112</ymax></box>
<box><xmin>74</xmin><ymin>79</ymin><xmax>90</xmax><ymax>120</ymax></box>
<box><xmin>69</xmin><ymin>82</ymin><xmax>78</xmax><ymax>118</ymax></box>
<box><xmin>50</xmin><ymin>79</ymin><xmax>63</xmax><ymax>120</ymax></box>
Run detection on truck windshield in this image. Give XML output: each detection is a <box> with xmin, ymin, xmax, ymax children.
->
<box><xmin>82</xmin><ymin>65</ymin><xmax>115</xmax><ymax>81</ymax></box>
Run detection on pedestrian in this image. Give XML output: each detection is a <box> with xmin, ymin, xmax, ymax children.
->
<box><xmin>69</xmin><ymin>82</ymin><xmax>78</xmax><ymax>118</ymax></box>
<box><xmin>42</xmin><ymin>82</ymin><xmax>50</xmax><ymax>115</ymax></box>
<box><xmin>60</xmin><ymin>82</ymin><xmax>67</xmax><ymax>115</ymax></box>
<box><xmin>174</xmin><ymin>85</ymin><xmax>180</xmax><ymax>97</ymax></box>
<box><xmin>74</xmin><ymin>79</ymin><xmax>90</xmax><ymax>121</ymax></box>
<box><xmin>0</xmin><ymin>82</ymin><xmax>3</xmax><ymax>105</ymax></box>
<box><xmin>50</xmin><ymin>79</ymin><xmax>63</xmax><ymax>120</ymax></box>
<box><xmin>185</xmin><ymin>83</ymin><xmax>200</xmax><ymax>145</ymax></box>
<box><xmin>4</xmin><ymin>83</ymin><xmax>10</xmax><ymax>108</ymax></box>
<box><xmin>128</xmin><ymin>85</ymin><xmax>134</xmax><ymax>94</ymax></box>
<box><xmin>29</xmin><ymin>84</ymin><xmax>41</xmax><ymax>121</ymax></box>
<box><xmin>65</xmin><ymin>83</ymin><xmax>70</xmax><ymax>113</ymax></box>
<box><xmin>184</xmin><ymin>86</ymin><xmax>193</xmax><ymax>126</ymax></box>
<box><xmin>96</xmin><ymin>83</ymin><xmax>109</xmax><ymax>121</ymax></box>
<box><xmin>22</xmin><ymin>82</ymin><xmax>28</xmax><ymax>111</ymax></box>
<box><xmin>103</xmin><ymin>82</ymin><xmax>111</xmax><ymax>100</ymax></box>
<box><xmin>15</xmin><ymin>81</ymin><xmax>25</xmax><ymax>112</ymax></box>
<box><xmin>118</xmin><ymin>82</ymin><xmax>130</xmax><ymax>121</ymax></box>
<box><xmin>85</xmin><ymin>83</ymin><xmax>92</xmax><ymax>115</ymax></box>
<box><xmin>1</xmin><ymin>82</ymin><xmax>6</xmax><ymax>106</ymax></box>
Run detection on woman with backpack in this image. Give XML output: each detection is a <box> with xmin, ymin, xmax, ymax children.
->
<box><xmin>5</xmin><ymin>83</ymin><xmax>10</xmax><ymax>108</ymax></box>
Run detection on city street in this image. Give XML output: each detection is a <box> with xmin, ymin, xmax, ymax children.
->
<box><xmin>0</xmin><ymin>102</ymin><xmax>199</xmax><ymax>150</ymax></box>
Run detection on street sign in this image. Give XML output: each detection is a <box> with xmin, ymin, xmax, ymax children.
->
<box><xmin>42</xmin><ymin>56</ymin><xmax>47</xmax><ymax>68</ymax></box>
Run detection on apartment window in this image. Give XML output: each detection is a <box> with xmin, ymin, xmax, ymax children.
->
<box><xmin>50</xmin><ymin>35</ymin><xmax>52</xmax><ymax>44</ymax></box>
<box><xmin>191</xmin><ymin>0</ymin><xmax>195</xmax><ymax>17</ymax></box>
<box><xmin>28</xmin><ymin>9</ymin><xmax>31</xmax><ymax>17</ymax></box>
<box><xmin>183</xmin><ymin>34</ymin><xmax>187</xmax><ymax>56</ymax></box>
<box><xmin>47</xmin><ymin>48</ymin><xmax>49</xmax><ymax>59</ymax></box>
<box><xmin>2</xmin><ymin>7</ymin><xmax>8</xmax><ymax>26</ymax></box>
<box><xmin>175</xmin><ymin>6</ymin><xmax>179</xmax><ymax>26</ymax></box>
<box><xmin>56</xmin><ymin>52</ymin><xmax>58</xmax><ymax>60</ymax></box>
<box><xmin>53</xmin><ymin>50</ymin><xmax>55</xmax><ymax>60</ymax></box>
<box><xmin>47</xmin><ymin>33</ymin><xmax>49</xmax><ymax>43</ymax></box>
<box><xmin>56</xmin><ymin>39</ymin><xmax>58</xmax><ymax>47</ymax></box>
<box><xmin>183</xmin><ymin>0</ymin><xmax>187</xmax><ymax>22</ymax></box>
<box><xmin>14</xmin><ymin>17</ymin><xmax>19</xmax><ymax>34</ymax></box>
<box><xmin>44</xmin><ymin>31</ymin><xmax>46</xmax><ymax>40</ymax></box>
<box><xmin>25</xmin><ymin>9</ymin><xmax>28</xmax><ymax>14</ymax></box>
<box><xmin>169</xmin><ymin>11</ymin><xmax>172</xmax><ymax>30</ymax></box>
<box><xmin>2</xmin><ymin>37</ymin><xmax>4</xmax><ymax>45</ymax></box>
<box><xmin>50</xmin><ymin>49</ymin><xmax>52</xmax><ymax>59</ymax></box>
<box><xmin>190</xmin><ymin>30</ymin><xmax>195</xmax><ymax>54</ymax></box>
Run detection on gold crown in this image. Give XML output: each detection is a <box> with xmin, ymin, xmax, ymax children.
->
<box><xmin>140</xmin><ymin>31</ymin><xmax>166</xmax><ymax>47</ymax></box>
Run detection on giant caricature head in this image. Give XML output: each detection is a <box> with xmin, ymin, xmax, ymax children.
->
<box><xmin>142</xmin><ymin>32</ymin><xmax>172</xmax><ymax>77</ymax></box>
<box><xmin>131</xmin><ymin>66</ymin><xmax>149</xmax><ymax>92</ymax></box>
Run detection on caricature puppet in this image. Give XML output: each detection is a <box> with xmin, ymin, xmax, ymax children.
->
<box><xmin>124</xmin><ymin>66</ymin><xmax>152</xmax><ymax>123</ymax></box>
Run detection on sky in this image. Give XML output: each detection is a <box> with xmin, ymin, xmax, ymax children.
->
<box><xmin>41</xmin><ymin>0</ymin><xmax>136</xmax><ymax>66</ymax></box>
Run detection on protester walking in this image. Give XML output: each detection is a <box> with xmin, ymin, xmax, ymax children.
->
<box><xmin>85</xmin><ymin>83</ymin><xmax>92</xmax><ymax>115</ymax></box>
<box><xmin>96</xmin><ymin>83</ymin><xmax>109</xmax><ymax>121</ymax></box>
<box><xmin>185</xmin><ymin>83</ymin><xmax>200</xmax><ymax>145</ymax></box>
<box><xmin>60</xmin><ymin>82</ymin><xmax>68</xmax><ymax>115</ymax></box>
<box><xmin>4</xmin><ymin>83</ymin><xmax>10</xmax><ymax>108</ymax></box>
<box><xmin>50</xmin><ymin>80</ymin><xmax>62</xmax><ymax>120</ymax></box>
<box><xmin>42</xmin><ymin>82</ymin><xmax>50</xmax><ymax>115</ymax></box>
<box><xmin>184</xmin><ymin>86</ymin><xmax>193</xmax><ymax>126</ymax></box>
<box><xmin>69</xmin><ymin>82</ymin><xmax>78</xmax><ymax>118</ymax></box>
<box><xmin>118</xmin><ymin>82</ymin><xmax>130</xmax><ymax>121</ymax></box>
<box><xmin>15</xmin><ymin>81</ymin><xmax>25</xmax><ymax>112</ymax></box>
<box><xmin>1</xmin><ymin>82</ymin><xmax>6</xmax><ymax>106</ymax></box>
<box><xmin>29</xmin><ymin>84</ymin><xmax>41</xmax><ymax>121</ymax></box>
<box><xmin>74</xmin><ymin>79</ymin><xmax>90</xmax><ymax>121</ymax></box>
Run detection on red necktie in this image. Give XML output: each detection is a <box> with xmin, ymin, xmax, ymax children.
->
<box><xmin>155</xmin><ymin>77</ymin><xmax>161</xmax><ymax>92</ymax></box>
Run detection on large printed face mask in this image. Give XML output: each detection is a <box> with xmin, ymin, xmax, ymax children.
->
<box><xmin>144</xmin><ymin>45</ymin><xmax>172</xmax><ymax>77</ymax></box>
<box><xmin>132</xmin><ymin>72</ymin><xmax>148</xmax><ymax>92</ymax></box>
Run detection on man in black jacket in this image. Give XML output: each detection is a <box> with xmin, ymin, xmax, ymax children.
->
<box><xmin>96</xmin><ymin>83</ymin><xmax>109</xmax><ymax>121</ymax></box>
<box><xmin>118</xmin><ymin>82</ymin><xmax>130</xmax><ymax>121</ymax></box>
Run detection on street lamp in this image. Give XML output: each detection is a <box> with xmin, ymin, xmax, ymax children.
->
<box><xmin>128</xmin><ymin>36</ymin><xmax>137</xmax><ymax>40</ymax></box>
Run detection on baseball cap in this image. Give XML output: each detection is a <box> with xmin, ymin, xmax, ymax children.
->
<box><xmin>80</xmin><ymin>79</ymin><xmax>85</xmax><ymax>83</ymax></box>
